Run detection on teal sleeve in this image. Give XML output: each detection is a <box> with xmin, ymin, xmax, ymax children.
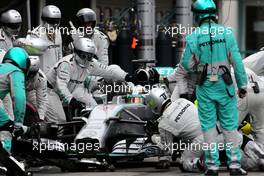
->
<box><xmin>10</xmin><ymin>71</ymin><xmax>26</xmax><ymax>124</ymax></box>
<box><xmin>181</xmin><ymin>42</ymin><xmax>195</xmax><ymax>72</ymax></box>
<box><xmin>227</xmin><ymin>32</ymin><xmax>248</xmax><ymax>89</ymax></box>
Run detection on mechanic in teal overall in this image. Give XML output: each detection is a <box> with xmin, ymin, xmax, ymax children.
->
<box><xmin>179</xmin><ymin>0</ymin><xmax>248</xmax><ymax>175</ymax></box>
<box><xmin>0</xmin><ymin>47</ymin><xmax>30</xmax><ymax>175</ymax></box>
<box><xmin>0</xmin><ymin>47</ymin><xmax>30</xmax><ymax>152</ymax></box>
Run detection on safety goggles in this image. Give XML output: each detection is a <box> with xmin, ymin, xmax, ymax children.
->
<box><xmin>75</xmin><ymin>49</ymin><xmax>94</xmax><ymax>61</ymax></box>
<box><xmin>42</xmin><ymin>17</ymin><xmax>60</xmax><ymax>25</ymax></box>
<box><xmin>77</xmin><ymin>14</ymin><xmax>96</xmax><ymax>24</ymax></box>
<box><xmin>3</xmin><ymin>22</ymin><xmax>21</xmax><ymax>29</ymax></box>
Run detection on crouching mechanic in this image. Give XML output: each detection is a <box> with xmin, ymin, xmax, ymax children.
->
<box><xmin>26</xmin><ymin>56</ymin><xmax>48</xmax><ymax>121</ymax></box>
<box><xmin>233</xmin><ymin>67</ymin><xmax>264</xmax><ymax>171</ymax></box>
<box><xmin>235</xmin><ymin>67</ymin><xmax>264</xmax><ymax>148</ymax></box>
<box><xmin>0</xmin><ymin>47</ymin><xmax>31</xmax><ymax>175</ymax></box>
<box><xmin>45</xmin><ymin>38</ymin><xmax>136</xmax><ymax>123</ymax></box>
<box><xmin>145</xmin><ymin>87</ymin><xmax>205</xmax><ymax>172</ymax></box>
<box><xmin>146</xmin><ymin>88</ymin><xmax>264</xmax><ymax>173</ymax></box>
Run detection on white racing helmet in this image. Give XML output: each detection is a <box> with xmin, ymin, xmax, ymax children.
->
<box><xmin>41</xmin><ymin>5</ymin><xmax>61</xmax><ymax>27</ymax></box>
<box><xmin>145</xmin><ymin>87</ymin><xmax>171</xmax><ymax>116</ymax></box>
<box><xmin>73</xmin><ymin>38</ymin><xmax>96</xmax><ymax>68</ymax></box>
<box><xmin>0</xmin><ymin>9</ymin><xmax>22</xmax><ymax>36</ymax></box>
<box><xmin>76</xmin><ymin>8</ymin><xmax>96</xmax><ymax>37</ymax></box>
<box><xmin>76</xmin><ymin>8</ymin><xmax>96</xmax><ymax>28</ymax></box>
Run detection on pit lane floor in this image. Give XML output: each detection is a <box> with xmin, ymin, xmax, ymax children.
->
<box><xmin>34</xmin><ymin>168</ymin><xmax>264</xmax><ymax>176</ymax></box>
<box><xmin>33</xmin><ymin>165</ymin><xmax>263</xmax><ymax>176</ymax></box>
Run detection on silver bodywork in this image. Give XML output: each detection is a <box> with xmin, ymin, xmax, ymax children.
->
<box><xmin>75</xmin><ymin>103</ymin><xmax>152</xmax><ymax>150</ymax></box>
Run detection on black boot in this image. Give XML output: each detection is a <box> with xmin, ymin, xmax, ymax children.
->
<box><xmin>229</xmin><ymin>168</ymin><xmax>247</xmax><ymax>175</ymax></box>
<box><xmin>156</xmin><ymin>160</ymin><xmax>170</xmax><ymax>169</ymax></box>
<box><xmin>204</xmin><ymin>169</ymin><xmax>219</xmax><ymax>176</ymax></box>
